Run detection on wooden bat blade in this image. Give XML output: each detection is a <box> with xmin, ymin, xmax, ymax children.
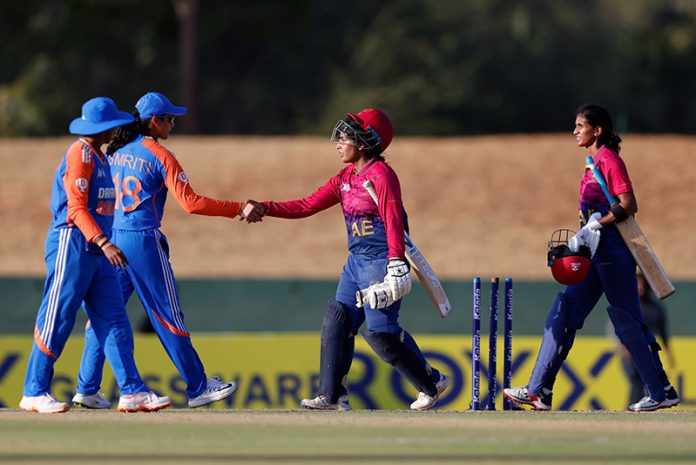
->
<box><xmin>362</xmin><ymin>179</ymin><xmax>452</xmax><ymax>317</ymax></box>
<box><xmin>406</xmin><ymin>247</ymin><xmax>452</xmax><ymax>318</ymax></box>
<box><xmin>615</xmin><ymin>217</ymin><xmax>675</xmax><ymax>300</ymax></box>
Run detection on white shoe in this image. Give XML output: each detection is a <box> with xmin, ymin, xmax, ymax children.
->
<box><xmin>72</xmin><ymin>392</ymin><xmax>112</xmax><ymax>409</ymax></box>
<box><xmin>662</xmin><ymin>386</ymin><xmax>680</xmax><ymax>408</ymax></box>
<box><xmin>188</xmin><ymin>377</ymin><xmax>238</xmax><ymax>408</ymax></box>
<box><xmin>410</xmin><ymin>373</ymin><xmax>450</xmax><ymax>411</ymax></box>
<box><xmin>300</xmin><ymin>394</ymin><xmax>352</xmax><ymax>411</ymax></box>
<box><xmin>502</xmin><ymin>386</ymin><xmax>552</xmax><ymax>411</ymax></box>
<box><xmin>118</xmin><ymin>391</ymin><xmax>172</xmax><ymax>413</ymax></box>
<box><xmin>20</xmin><ymin>394</ymin><xmax>69</xmax><ymax>414</ymax></box>
<box><xmin>629</xmin><ymin>395</ymin><xmax>664</xmax><ymax>412</ymax></box>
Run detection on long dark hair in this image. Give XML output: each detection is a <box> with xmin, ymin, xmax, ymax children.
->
<box><xmin>575</xmin><ymin>104</ymin><xmax>622</xmax><ymax>153</ymax></box>
<box><xmin>106</xmin><ymin>111</ymin><xmax>150</xmax><ymax>155</ymax></box>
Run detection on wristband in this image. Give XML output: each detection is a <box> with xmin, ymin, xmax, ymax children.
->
<box><xmin>99</xmin><ymin>240</ymin><xmax>112</xmax><ymax>249</ymax></box>
<box><xmin>95</xmin><ymin>236</ymin><xmax>109</xmax><ymax>248</ymax></box>
<box><xmin>610</xmin><ymin>203</ymin><xmax>629</xmax><ymax>222</ymax></box>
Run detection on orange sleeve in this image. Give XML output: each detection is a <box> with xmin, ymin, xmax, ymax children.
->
<box><xmin>144</xmin><ymin>139</ymin><xmax>242</xmax><ymax>218</ymax></box>
<box><xmin>64</xmin><ymin>142</ymin><xmax>103</xmax><ymax>242</ymax></box>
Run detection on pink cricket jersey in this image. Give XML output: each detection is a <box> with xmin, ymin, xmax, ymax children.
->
<box><xmin>579</xmin><ymin>145</ymin><xmax>633</xmax><ymax>225</ymax></box>
<box><xmin>263</xmin><ymin>158</ymin><xmax>407</xmax><ymax>259</ymax></box>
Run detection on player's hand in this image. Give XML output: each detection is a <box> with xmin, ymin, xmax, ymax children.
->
<box><xmin>385</xmin><ymin>258</ymin><xmax>412</xmax><ymax>301</ymax></box>
<box><xmin>568</xmin><ymin>213</ymin><xmax>602</xmax><ymax>256</ymax></box>
<box><xmin>586</xmin><ymin>212</ymin><xmax>603</xmax><ymax>231</ymax></box>
<box><xmin>102</xmin><ymin>242</ymin><xmax>128</xmax><ymax>269</ymax></box>
<box><xmin>240</xmin><ymin>200</ymin><xmax>267</xmax><ymax>223</ymax></box>
<box><xmin>355</xmin><ymin>282</ymin><xmax>395</xmax><ymax>309</ymax></box>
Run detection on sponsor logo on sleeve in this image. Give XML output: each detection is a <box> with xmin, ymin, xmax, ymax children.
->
<box><xmin>341</xmin><ymin>183</ymin><xmax>350</xmax><ymax>192</ymax></box>
<box><xmin>177</xmin><ymin>172</ymin><xmax>189</xmax><ymax>184</ymax></box>
<box><xmin>75</xmin><ymin>178</ymin><xmax>89</xmax><ymax>192</ymax></box>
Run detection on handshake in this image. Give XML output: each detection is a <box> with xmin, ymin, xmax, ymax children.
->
<box><xmin>355</xmin><ymin>259</ymin><xmax>412</xmax><ymax>309</ymax></box>
<box><xmin>239</xmin><ymin>200</ymin><xmax>267</xmax><ymax>223</ymax></box>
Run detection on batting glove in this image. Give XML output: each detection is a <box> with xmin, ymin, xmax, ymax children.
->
<box><xmin>568</xmin><ymin>212</ymin><xmax>602</xmax><ymax>256</ymax></box>
<box><xmin>355</xmin><ymin>282</ymin><xmax>395</xmax><ymax>309</ymax></box>
<box><xmin>385</xmin><ymin>258</ymin><xmax>412</xmax><ymax>301</ymax></box>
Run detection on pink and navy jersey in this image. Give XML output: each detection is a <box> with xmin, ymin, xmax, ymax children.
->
<box><xmin>579</xmin><ymin>145</ymin><xmax>632</xmax><ymax>244</ymax></box>
<box><xmin>109</xmin><ymin>135</ymin><xmax>241</xmax><ymax>230</ymax></box>
<box><xmin>264</xmin><ymin>158</ymin><xmax>407</xmax><ymax>259</ymax></box>
<box><xmin>50</xmin><ymin>139</ymin><xmax>115</xmax><ymax>242</ymax></box>
<box><xmin>579</xmin><ymin>145</ymin><xmax>633</xmax><ymax>223</ymax></box>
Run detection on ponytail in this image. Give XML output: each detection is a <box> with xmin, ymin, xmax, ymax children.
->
<box><xmin>106</xmin><ymin>111</ymin><xmax>149</xmax><ymax>155</ymax></box>
<box><xmin>603</xmin><ymin>133</ymin><xmax>622</xmax><ymax>153</ymax></box>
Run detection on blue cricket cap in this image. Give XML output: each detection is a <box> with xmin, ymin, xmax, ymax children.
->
<box><xmin>69</xmin><ymin>97</ymin><xmax>135</xmax><ymax>135</ymax></box>
<box><xmin>135</xmin><ymin>92</ymin><xmax>188</xmax><ymax>119</ymax></box>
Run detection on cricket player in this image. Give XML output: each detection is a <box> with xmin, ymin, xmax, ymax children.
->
<box><xmin>244</xmin><ymin>109</ymin><xmax>450</xmax><ymax>411</ymax></box>
<box><xmin>21</xmin><ymin>97</ymin><xmax>171</xmax><ymax>413</ymax></box>
<box><xmin>75</xmin><ymin>92</ymin><xmax>248</xmax><ymax>408</ymax></box>
<box><xmin>503</xmin><ymin>104</ymin><xmax>679</xmax><ymax>412</ymax></box>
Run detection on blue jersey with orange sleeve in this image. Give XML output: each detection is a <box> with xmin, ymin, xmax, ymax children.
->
<box><xmin>49</xmin><ymin>139</ymin><xmax>115</xmax><ymax>242</ymax></box>
<box><xmin>109</xmin><ymin>135</ymin><xmax>241</xmax><ymax>230</ymax></box>
<box><xmin>264</xmin><ymin>158</ymin><xmax>407</xmax><ymax>259</ymax></box>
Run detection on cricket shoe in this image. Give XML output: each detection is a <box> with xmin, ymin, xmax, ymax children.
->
<box><xmin>19</xmin><ymin>394</ymin><xmax>69</xmax><ymax>414</ymax></box>
<box><xmin>629</xmin><ymin>395</ymin><xmax>665</xmax><ymax>412</ymax></box>
<box><xmin>662</xmin><ymin>385</ymin><xmax>680</xmax><ymax>408</ymax></box>
<box><xmin>502</xmin><ymin>386</ymin><xmax>552</xmax><ymax>411</ymax></box>
<box><xmin>188</xmin><ymin>377</ymin><xmax>238</xmax><ymax>408</ymax></box>
<box><xmin>300</xmin><ymin>395</ymin><xmax>352</xmax><ymax>411</ymax></box>
<box><xmin>410</xmin><ymin>373</ymin><xmax>451</xmax><ymax>411</ymax></box>
<box><xmin>118</xmin><ymin>391</ymin><xmax>172</xmax><ymax>412</ymax></box>
<box><xmin>72</xmin><ymin>391</ymin><xmax>111</xmax><ymax>409</ymax></box>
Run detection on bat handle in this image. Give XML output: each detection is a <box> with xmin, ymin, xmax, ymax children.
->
<box><xmin>585</xmin><ymin>156</ymin><xmax>618</xmax><ymax>204</ymax></box>
<box><xmin>363</xmin><ymin>179</ymin><xmax>416</xmax><ymax>249</ymax></box>
<box><xmin>362</xmin><ymin>180</ymin><xmax>379</xmax><ymax>204</ymax></box>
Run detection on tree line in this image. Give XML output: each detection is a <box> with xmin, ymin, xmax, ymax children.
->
<box><xmin>2</xmin><ymin>0</ymin><xmax>696</xmax><ymax>136</ymax></box>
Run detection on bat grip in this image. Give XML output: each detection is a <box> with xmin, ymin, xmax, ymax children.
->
<box><xmin>363</xmin><ymin>180</ymin><xmax>416</xmax><ymax>249</ymax></box>
<box><xmin>362</xmin><ymin>180</ymin><xmax>379</xmax><ymax>204</ymax></box>
<box><xmin>585</xmin><ymin>156</ymin><xmax>618</xmax><ymax>204</ymax></box>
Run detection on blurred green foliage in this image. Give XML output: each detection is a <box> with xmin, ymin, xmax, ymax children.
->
<box><xmin>2</xmin><ymin>0</ymin><xmax>696</xmax><ymax>136</ymax></box>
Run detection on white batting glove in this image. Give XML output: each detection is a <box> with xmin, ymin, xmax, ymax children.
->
<box><xmin>385</xmin><ymin>258</ymin><xmax>412</xmax><ymax>301</ymax></box>
<box><xmin>355</xmin><ymin>282</ymin><xmax>395</xmax><ymax>309</ymax></box>
<box><xmin>568</xmin><ymin>213</ymin><xmax>602</xmax><ymax>256</ymax></box>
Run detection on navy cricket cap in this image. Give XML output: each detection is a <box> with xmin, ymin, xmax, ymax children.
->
<box><xmin>69</xmin><ymin>97</ymin><xmax>135</xmax><ymax>135</ymax></box>
<box><xmin>135</xmin><ymin>92</ymin><xmax>188</xmax><ymax>119</ymax></box>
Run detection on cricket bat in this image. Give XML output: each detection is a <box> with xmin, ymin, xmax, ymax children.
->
<box><xmin>361</xmin><ymin>180</ymin><xmax>452</xmax><ymax>317</ymax></box>
<box><xmin>585</xmin><ymin>156</ymin><xmax>675</xmax><ymax>300</ymax></box>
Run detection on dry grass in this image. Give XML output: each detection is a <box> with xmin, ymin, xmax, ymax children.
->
<box><xmin>1</xmin><ymin>135</ymin><xmax>692</xmax><ymax>279</ymax></box>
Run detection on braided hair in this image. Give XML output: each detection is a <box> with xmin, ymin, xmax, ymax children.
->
<box><xmin>106</xmin><ymin>111</ymin><xmax>151</xmax><ymax>155</ymax></box>
<box><xmin>575</xmin><ymin>104</ymin><xmax>622</xmax><ymax>153</ymax></box>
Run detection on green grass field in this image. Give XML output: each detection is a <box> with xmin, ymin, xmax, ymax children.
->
<box><xmin>1</xmin><ymin>409</ymin><xmax>695</xmax><ymax>464</ymax></box>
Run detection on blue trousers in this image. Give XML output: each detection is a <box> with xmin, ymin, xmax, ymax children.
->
<box><xmin>24</xmin><ymin>228</ymin><xmax>145</xmax><ymax>397</ymax></box>
<box><xmin>335</xmin><ymin>253</ymin><xmax>402</xmax><ymax>334</ymax></box>
<box><xmin>78</xmin><ymin>229</ymin><xmax>207</xmax><ymax>399</ymax></box>
<box><xmin>335</xmin><ymin>252</ymin><xmax>432</xmax><ymax>366</ymax></box>
<box><xmin>528</xmin><ymin>238</ymin><xmax>665</xmax><ymax>400</ymax></box>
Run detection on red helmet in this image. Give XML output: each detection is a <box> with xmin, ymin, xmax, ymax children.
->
<box><xmin>346</xmin><ymin>108</ymin><xmax>394</xmax><ymax>152</ymax></box>
<box><xmin>547</xmin><ymin>229</ymin><xmax>591</xmax><ymax>285</ymax></box>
